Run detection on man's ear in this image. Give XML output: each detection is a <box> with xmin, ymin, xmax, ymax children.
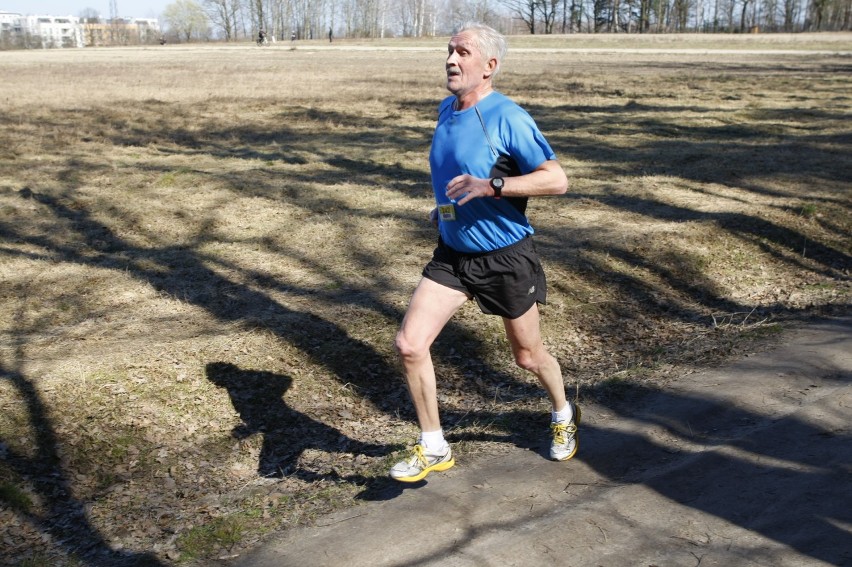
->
<box><xmin>484</xmin><ymin>57</ymin><xmax>498</xmax><ymax>78</ymax></box>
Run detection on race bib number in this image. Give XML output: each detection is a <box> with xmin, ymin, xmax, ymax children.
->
<box><xmin>438</xmin><ymin>204</ymin><xmax>456</xmax><ymax>221</ymax></box>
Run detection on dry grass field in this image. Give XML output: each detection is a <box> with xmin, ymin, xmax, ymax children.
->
<box><xmin>1</xmin><ymin>34</ymin><xmax>850</xmax><ymax>565</ymax></box>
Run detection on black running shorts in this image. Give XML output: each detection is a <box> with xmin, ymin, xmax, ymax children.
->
<box><xmin>422</xmin><ymin>236</ymin><xmax>547</xmax><ymax>319</ymax></box>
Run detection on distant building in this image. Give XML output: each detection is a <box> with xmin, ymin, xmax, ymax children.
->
<box><xmin>0</xmin><ymin>11</ymin><xmax>24</xmax><ymax>47</ymax></box>
<box><xmin>81</xmin><ymin>18</ymin><xmax>161</xmax><ymax>46</ymax></box>
<box><xmin>0</xmin><ymin>11</ymin><xmax>22</xmax><ymax>28</ymax></box>
<box><xmin>25</xmin><ymin>15</ymin><xmax>85</xmax><ymax>48</ymax></box>
<box><xmin>0</xmin><ymin>10</ymin><xmax>159</xmax><ymax>49</ymax></box>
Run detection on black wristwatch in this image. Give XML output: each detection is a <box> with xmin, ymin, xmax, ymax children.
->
<box><xmin>489</xmin><ymin>177</ymin><xmax>504</xmax><ymax>199</ymax></box>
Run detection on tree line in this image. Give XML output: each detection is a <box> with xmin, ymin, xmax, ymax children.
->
<box><xmin>160</xmin><ymin>0</ymin><xmax>849</xmax><ymax>42</ymax></box>
<box><xmin>503</xmin><ymin>0</ymin><xmax>850</xmax><ymax>33</ymax></box>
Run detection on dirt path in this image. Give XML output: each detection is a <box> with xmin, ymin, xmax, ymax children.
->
<box><xmin>229</xmin><ymin>317</ymin><xmax>851</xmax><ymax>567</ymax></box>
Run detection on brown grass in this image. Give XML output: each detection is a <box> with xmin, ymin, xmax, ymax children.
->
<box><xmin>1</xmin><ymin>36</ymin><xmax>850</xmax><ymax>566</ymax></box>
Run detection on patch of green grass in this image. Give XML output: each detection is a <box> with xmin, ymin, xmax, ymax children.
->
<box><xmin>799</xmin><ymin>203</ymin><xmax>818</xmax><ymax>218</ymax></box>
<box><xmin>594</xmin><ymin>375</ymin><xmax>634</xmax><ymax>401</ymax></box>
<box><xmin>804</xmin><ymin>282</ymin><xmax>838</xmax><ymax>291</ymax></box>
<box><xmin>0</xmin><ymin>480</ymin><xmax>33</xmax><ymax>512</ymax></box>
<box><xmin>17</xmin><ymin>554</ymin><xmax>83</xmax><ymax>567</ymax></box>
<box><xmin>176</xmin><ymin>515</ymin><xmax>245</xmax><ymax>561</ymax></box>
<box><xmin>157</xmin><ymin>167</ymin><xmax>196</xmax><ymax>187</ymax></box>
<box><xmin>739</xmin><ymin>323</ymin><xmax>784</xmax><ymax>339</ymax></box>
<box><xmin>106</xmin><ymin>431</ymin><xmax>139</xmax><ymax>461</ymax></box>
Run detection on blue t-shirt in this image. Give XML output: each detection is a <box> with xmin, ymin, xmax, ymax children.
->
<box><xmin>429</xmin><ymin>91</ymin><xmax>557</xmax><ymax>253</ymax></box>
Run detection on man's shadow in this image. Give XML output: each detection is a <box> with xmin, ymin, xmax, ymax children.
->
<box><xmin>205</xmin><ymin>362</ymin><xmax>392</xmax><ymax>481</ymax></box>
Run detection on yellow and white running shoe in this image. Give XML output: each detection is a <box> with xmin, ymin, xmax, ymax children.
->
<box><xmin>390</xmin><ymin>444</ymin><xmax>454</xmax><ymax>482</ymax></box>
<box><xmin>550</xmin><ymin>400</ymin><xmax>581</xmax><ymax>461</ymax></box>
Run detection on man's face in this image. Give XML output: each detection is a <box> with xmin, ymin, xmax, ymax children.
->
<box><xmin>445</xmin><ymin>31</ymin><xmax>493</xmax><ymax>97</ymax></box>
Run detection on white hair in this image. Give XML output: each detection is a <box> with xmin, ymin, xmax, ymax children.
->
<box><xmin>456</xmin><ymin>22</ymin><xmax>507</xmax><ymax>77</ymax></box>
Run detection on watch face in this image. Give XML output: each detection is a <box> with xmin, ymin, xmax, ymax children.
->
<box><xmin>492</xmin><ymin>178</ymin><xmax>504</xmax><ymax>189</ymax></box>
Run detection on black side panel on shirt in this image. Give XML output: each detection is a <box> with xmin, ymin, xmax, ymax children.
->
<box><xmin>490</xmin><ymin>154</ymin><xmax>528</xmax><ymax>216</ymax></box>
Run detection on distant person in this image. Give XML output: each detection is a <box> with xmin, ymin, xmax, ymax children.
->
<box><xmin>328</xmin><ymin>28</ymin><xmax>333</xmax><ymax>43</ymax></box>
<box><xmin>291</xmin><ymin>31</ymin><xmax>296</xmax><ymax>42</ymax></box>
<box><xmin>389</xmin><ymin>23</ymin><xmax>576</xmax><ymax>483</ymax></box>
<box><xmin>258</xmin><ymin>29</ymin><xmax>266</xmax><ymax>45</ymax></box>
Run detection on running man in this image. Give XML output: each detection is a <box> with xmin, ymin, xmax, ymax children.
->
<box><xmin>390</xmin><ymin>22</ymin><xmax>579</xmax><ymax>483</ymax></box>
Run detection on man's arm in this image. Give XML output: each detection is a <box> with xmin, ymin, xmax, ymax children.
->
<box><xmin>445</xmin><ymin>160</ymin><xmax>568</xmax><ymax>206</ymax></box>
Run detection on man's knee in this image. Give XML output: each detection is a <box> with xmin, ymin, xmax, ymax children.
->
<box><xmin>513</xmin><ymin>345</ymin><xmax>553</xmax><ymax>373</ymax></box>
<box><xmin>395</xmin><ymin>331</ymin><xmax>424</xmax><ymax>362</ymax></box>
<box><xmin>513</xmin><ymin>349</ymin><xmax>537</xmax><ymax>372</ymax></box>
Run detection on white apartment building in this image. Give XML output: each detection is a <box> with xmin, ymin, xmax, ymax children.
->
<box><xmin>0</xmin><ymin>11</ymin><xmax>22</xmax><ymax>34</ymax></box>
<box><xmin>0</xmin><ymin>11</ymin><xmax>23</xmax><ymax>47</ymax></box>
<box><xmin>0</xmin><ymin>11</ymin><xmax>159</xmax><ymax>48</ymax></box>
<box><xmin>25</xmin><ymin>15</ymin><xmax>85</xmax><ymax>48</ymax></box>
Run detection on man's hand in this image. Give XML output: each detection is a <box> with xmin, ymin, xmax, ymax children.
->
<box><xmin>444</xmin><ymin>162</ymin><xmax>568</xmax><ymax>205</ymax></box>
<box><xmin>445</xmin><ymin>174</ymin><xmax>492</xmax><ymax>206</ymax></box>
<box><xmin>430</xmin><ymin>207</ymin><xmax>439</xmax><ymax>227</ymax></box>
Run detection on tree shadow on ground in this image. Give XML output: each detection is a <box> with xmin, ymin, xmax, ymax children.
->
<box><xmin>205</xmin><ymin>362</ymin><xmax>394</xmax><ymax>479</ymax></box>
<box><xmin>577</xmin><ymin>379</ymin><xmax>852</xmax><ymax>565</ymax></box>
<box><xmin>0</xmin><ymin>183</ymin><xmax>526</xmax><ymax>558</ymax></box>
<box><xmin>532</xmin><ymin>100</ymin><xmax>852</xmax><ymax>195</ymax></box>
<box><xmin>0</xmin><ymin>356</ymin><xmax>165</xmax><ymax>567</ymax></box>
<box><xmin>400</xmin><ymin>366</ymin><xmax>851</xmax><ymax>566</ymax></box>
<box><xmin>2</xmin><ymin>78</ymin><xmax>850</xmax><ymax>561</ymax></box>
<box><xmin>204</xmin><ymin>362</ymin><xmax>435</xmax><ymax>504</ymax></box>
<box><xmin>589</xmin><ymin>193</ymin><xmax>849</xmax><ymax>273</ymax></box>
<box><xmin>6</xmin><ymin>103</ymin><xmax>434</xmax><ymax>197</ymax></box>
<box><xmin>3</xmin><ymin>183</ymin><xmax>537</xmax><ymax>410</ymax></box>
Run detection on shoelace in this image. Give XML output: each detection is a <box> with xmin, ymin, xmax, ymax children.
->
<box><xmin>551</xmin><ymin>422</ymin><xmax>577</xmax><ymax>445</ymax></box>
<box><xmin>408</xmin><ymin>444</ymin><xmax>447</xmax><ymax>468</ymax></box>
<box><xmin>407</xmin><ymin>444</ymin><xmax>428</xmax><ymax>468</ymax></box>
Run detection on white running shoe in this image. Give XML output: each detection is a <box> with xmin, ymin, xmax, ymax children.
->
<box><xmin>390</xmin><ymin>443</ymin><xmax>454</xmax><ymax>482</ymax></box>
<box><xmin>550</xmin><ymin>400</ymin><xmax>581</xmax><ymax>461</ymax></box>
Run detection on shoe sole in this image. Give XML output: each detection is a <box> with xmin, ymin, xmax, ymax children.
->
<box><xmin>553</xmin><ymin>402</ymin><xmax>581</xmax><ymax>462</ymax></box>
<box><xmin>391</xmin><ymin>457</ymin><xmax>455</xmax><ymax>483</ymax></box>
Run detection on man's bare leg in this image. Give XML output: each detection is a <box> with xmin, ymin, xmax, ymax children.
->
<box><xmin>503</xmin><ymin>303</ymin><xmax>567</xmax><ymax>411</ymax></box>
<box><xmin>394</xmin><ymin>277</ymin><xmax>470</xmax><ymax>432</ymax></box>
<box><xmin>504</xmin><ymin>303</ymin><xmax>579</xmax><ymax>461</ymax></box>
<box><xmin>390</xmin><ymin>278</ymin><xmax>469</xmax><ymax>481</ymax></box>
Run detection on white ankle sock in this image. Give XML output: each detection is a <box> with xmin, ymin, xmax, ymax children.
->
<box><xmin>552</xmin><ymin>403</ymin><xmax>573</xmax><ymax>423</ymax></box>
<box><xmin>419</xmin><ymin>429</ymin><xmax>447</xmax><ymax>452</ymax></box>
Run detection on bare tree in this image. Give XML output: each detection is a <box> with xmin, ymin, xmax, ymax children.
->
<box><xmin>739</xmin><ymin>0</ymin><xmax>751</xmax><ymax>30</ymax></box>
<box><xmin>537</xmin><ymin>0</ymin><xmax>560</xmax><ymax>31</ymax></box>
<box><xmin>804</xmin><ymin>0</ymin><xmax>849</xmax><ymax>29</ymax></box>
<box><xmin>149</xmin><ymin>0</ymin><xmax>852</xmax><ymax>42</ymax></box>
<box><xmin>79</xmin><ymin>8</ymin><xmax>100</xmax><ymax>46</ymax></box>
<box><xmin>251</xmin><ymin>0</ymin><xmax>266</xmax><ymax>34</ymax></box>
<box><xmin>611</xmin><ymin>0</ymin><xmax>622</xmax><ymax>30</ymax></box>
<box><xmin>162</xmin><ymin>0</ymin><xmax>211</xmax><ymax>41</ymax></box>
<box><xmin>339</xmin><ymin>0</ymin><xmax>387</xmax><ymax>38</ymax></box>
<box><xmin>396</xmin><ymin>0</ymin><xmax>439</xmax><ymax>36</ymax></box>
<box><xmin>204</xmin><ymin>0</ymin><xmax>240</xmax><ymax>40</ymax></box>
<box><xmin>637</xmin><ymin>0</ymin><xmax>653</xmax><ymax>30</ymax></box>
<box><xmin>438</xmin><ymin>0</ymin><xmax>500</xmax><ymax>31</ymax></box>
<box><xmin>781</xmin><ymin>0</ymin><xmax>795</xmax><ymax>28</ymax></box>
<box><xmin>502</xmin><ymin>0</ymin><xmax>540</xmax><ymax>33</ymax></box>
<box><xmin>674</xmin><ymin>0</ymin><xmax>691</xmax><ymax>29</ymax></box>
<box><xmin>562</xmin><ymin>0</ymin><xmax>584</xmax><ymax>31</ymax></box>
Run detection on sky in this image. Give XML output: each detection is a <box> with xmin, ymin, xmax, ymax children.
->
<box><xmin>0</xmin><ymin>1</ymin><xmax>168</xmax><ymax>18</ymax></box>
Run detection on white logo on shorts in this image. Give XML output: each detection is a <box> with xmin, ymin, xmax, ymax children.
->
<box><xmin>528</xmin><ymin>285</ymin><xmax>536</xmax><ymax>295</ymax></box>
